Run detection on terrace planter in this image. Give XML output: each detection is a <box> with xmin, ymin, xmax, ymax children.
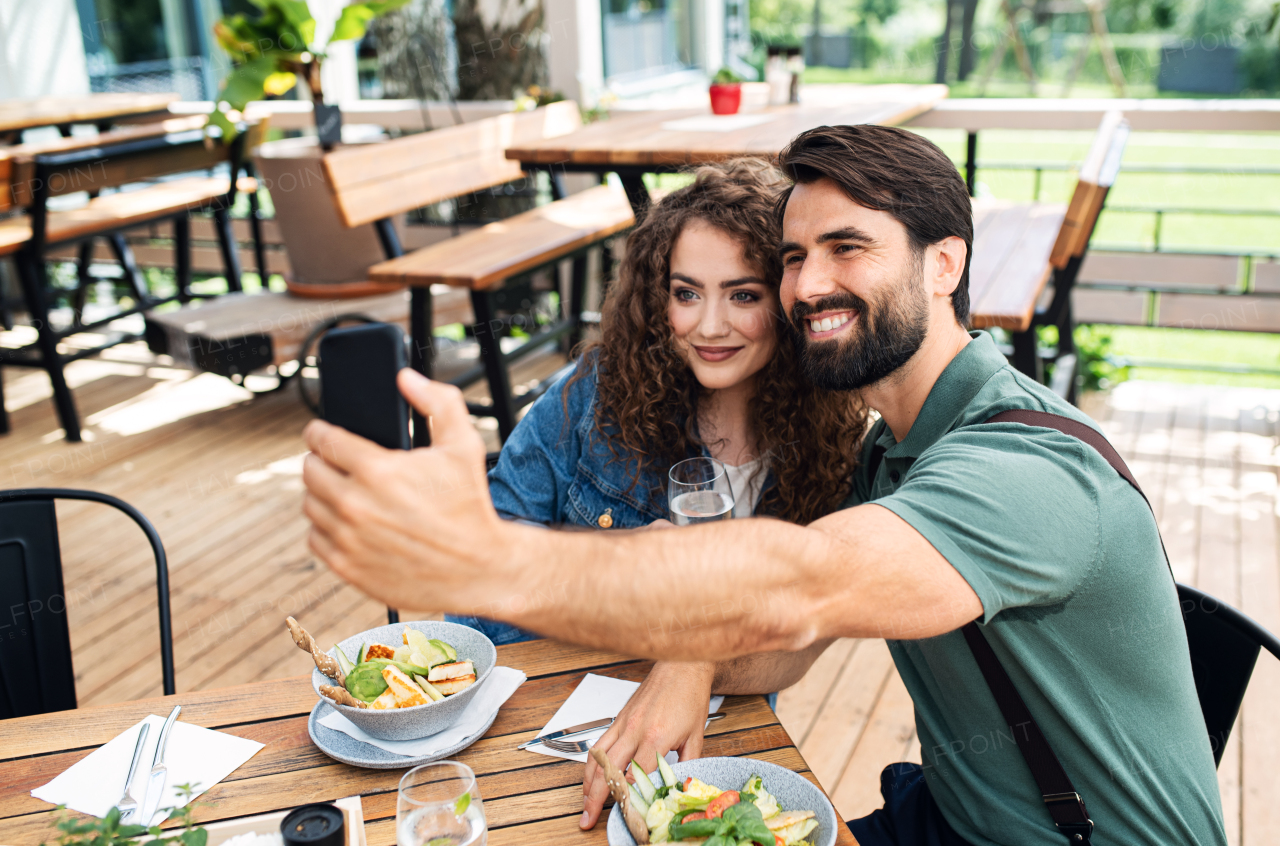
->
<box><xmin>709</xmin><ymin>83</ymin><xmax>743</xmax><ymax>115</ymax></box>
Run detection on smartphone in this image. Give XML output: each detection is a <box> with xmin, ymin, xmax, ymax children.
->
<box><xmin>318</xmin><ymin>323</ymin><xmax>411</xmax><ymax>450</ymax></box>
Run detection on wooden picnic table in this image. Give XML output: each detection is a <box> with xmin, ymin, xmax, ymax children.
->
<box><xmin>505</xmin><ymin>84</ymin><xmax>948</xmax><ymax>214</ymax></box>
<box><xmin>0</xmin><ymin>639</ymin><xmax>855</xmax><ymax>845</ymax></box>
<box><xmin>0</xmin><ymin>93</ymin><xmax>178</xmax><ymax>138</ymax></box>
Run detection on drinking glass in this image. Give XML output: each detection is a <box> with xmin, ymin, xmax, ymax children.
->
<box><xmin>397</xmin><ymin>761</ymin><xmax>487</xmax><ymax>846</ymax></box>
<box><xmin>668</xmin><ymin>457</ymin><xmax>736</xmax><ymax>525</ymax></box>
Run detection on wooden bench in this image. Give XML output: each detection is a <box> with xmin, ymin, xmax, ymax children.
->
<box><xmin>0</xmin><ymin>120</ymin><xmax>260</xmax><ymax>440</ymax></box>
<box><xmin>967</xmin><ymin>110</ymin><xmax>1129</xmax><ymax>402</ymax></box>
<box><xmin>141</xmin><ymin>102</ymin><xmax>600</xmax><ymax>440</ymax></box>
<box><xmin>320</xmin><ymin>100</ymin><xmax>630</xmax><ymax>444</ymax></box>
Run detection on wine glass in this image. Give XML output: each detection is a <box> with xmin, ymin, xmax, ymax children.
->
<box><xmin>397</xmin><ymin>761</ymin><xmax>487</xmax><ymax>846</ymax></box>
<box><xmin>668</xmin><ymin>457</ymin><xmax>736</xmax><ymax>525</ymax></box>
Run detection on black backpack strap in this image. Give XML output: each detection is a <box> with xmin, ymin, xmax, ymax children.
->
<box><xmin>958</xmin><ymin>408</ymin><xmax>1172</xmax><ymax>845</ymax></box>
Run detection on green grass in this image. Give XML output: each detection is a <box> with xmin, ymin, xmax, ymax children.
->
<box><xmin>903</xmin><ymin>126</ymin><xmax>1280</xmax><ymax>255</ymax></box>
<box><xmin>1085</xmin><ymin>325</ymin><xmax>1280</xmax><ymax>389</ymax></box>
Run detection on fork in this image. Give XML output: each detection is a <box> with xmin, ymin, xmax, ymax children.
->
<box><xmin>539</xmin><ymin>713</ymin><xmax>726</xmax><ymax>754</ymax></box>
<box><xmin>116</xmin><ymin>723</ymin><xmax>151</xmax><ymax>824</ymax></box>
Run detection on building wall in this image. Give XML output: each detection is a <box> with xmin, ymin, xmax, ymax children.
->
<box><xmin>0</xmin><ymin>0</ymin><xmax>90</xmax><ymax>98</ymax></box>
<box><xmin>544</xmin><ymin>0</ymin><xmax>603</xmax><ymax>107</ymax></box>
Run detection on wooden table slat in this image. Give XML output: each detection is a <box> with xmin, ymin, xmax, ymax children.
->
<box><xmin>0</xmin><ymin>640</ymin><xmax>850</xmax><ymax>845</ymax></box>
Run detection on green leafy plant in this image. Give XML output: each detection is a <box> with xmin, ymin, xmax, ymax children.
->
<box><xmin>711</xmin><ymin>67</ymin><xmax>745</xmax><ymax>85</ymax></box>
<box><xmin>43</xmin><ymin>784</ymin><xmax>208</xmax><ymax>846</ymax></box>
<box><xmin>209</xmin><ymin>0</ymin><xmax>409</xmax><ymax>140</ymax></box>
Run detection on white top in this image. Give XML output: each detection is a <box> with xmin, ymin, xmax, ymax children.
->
<box><xmin>722</xmin><ymin>457</ymin><xmax>767</xmax><ymax>519</ymax></box>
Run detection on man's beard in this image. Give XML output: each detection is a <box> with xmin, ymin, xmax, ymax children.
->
<box><xmin>789</xmin><ymin>261</ymin><xmax>931</xmax><ymax>391</ymax></box>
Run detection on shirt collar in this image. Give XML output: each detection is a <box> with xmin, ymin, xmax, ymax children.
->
<box><xmin>881</xmin><ymin>331</ymin><xmax>1008</xmax><ymax>460</ymax></box>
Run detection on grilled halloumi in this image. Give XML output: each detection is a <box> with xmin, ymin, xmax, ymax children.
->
<box><xmin>383</xmin><ymin>665</ymin><xmax>430</xmax><ymax>707</ymax></box>
<box><xmin>370</xmin><ymin>688</ymin><xmax>398</xmax><ymax>709</ymax></box>
<box><xmin>427</xmin><ymin>661</ymin><xmax>474</xmax><ymax>681</ymax></box>
<box><xmin>365</xmin><ymin>643</ymin><xmax>397</xmax><ymax>661</ymax></box>
<box><xmin>765</xmin><ymin>810</ymin><xmax>815</xmax><ymax>830</ymax></box>
<box><xmin>432</xmin><ymin>674</ymin><xmax>477</xmax><ymax>695</ymax></box>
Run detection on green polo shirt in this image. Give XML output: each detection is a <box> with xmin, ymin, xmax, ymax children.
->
<box><xmin>845</xmin><ymin>332</ymin><xmax>1225</xmax><ymax>846</ymax></box>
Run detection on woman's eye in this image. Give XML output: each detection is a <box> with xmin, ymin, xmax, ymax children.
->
<box><xmin>674</xmin><ymin>288</ymin><xmax>697</xmax><ymax>301</ymax></box>
<box><xmin>731</xmin><ymin>291</ymin><xmax>759</xmax><ymax>303</ymax></box>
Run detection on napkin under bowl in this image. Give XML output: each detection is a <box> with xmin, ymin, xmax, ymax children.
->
<box><xmin>312</xmin><ymin>620</ymin><xmax>497</xmax><ymax>741</ymax></box>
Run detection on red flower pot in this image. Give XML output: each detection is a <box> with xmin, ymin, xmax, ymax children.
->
<box><xmin>709</xmin><ymin>83</ymin><xmax>742</xmax><ymax>115</ymax></box>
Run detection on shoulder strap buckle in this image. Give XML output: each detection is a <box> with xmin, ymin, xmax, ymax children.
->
<box><xmin>1044</xmin><ymin>793</ymin><xmax>1094</xmax><ymax>843</ymax></box>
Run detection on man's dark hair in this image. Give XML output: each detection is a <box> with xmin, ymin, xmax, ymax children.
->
<box><xmin>776</xmin><ymin>124</ymin><xmax>974</xmax><ymax>325</ymax></box>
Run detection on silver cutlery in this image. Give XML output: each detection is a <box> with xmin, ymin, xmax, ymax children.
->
<box><xmin>115</xmin><ymin>723</ymin><xmax>151</xmax><ymax>824</ymax></box>
<box><xmin>138</xmin><ymin>705</ymin><xmax>181</xmax><ymax>828</ymax></box>
<box><xmin>531</xmin><ymin>713</ymin><xmax>727</xmax><ymax>754</ymax></box>
<box><xmin>518</xmin><ymin>716</ymin><xmax>616</xmax><ymax>750</ymax></box>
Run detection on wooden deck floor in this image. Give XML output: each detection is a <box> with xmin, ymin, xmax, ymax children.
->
<box><xmin>777</xmin><ymin>380</ymin><xmax>1280</xmax><ymax>845</ymax></box>
<box><xmin>3</xmin><ymin>350</ymin><xmax>1278</xmax><ymax>844</ymax></box>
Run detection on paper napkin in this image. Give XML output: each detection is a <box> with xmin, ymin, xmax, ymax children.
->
<box><xmin>526</xmin><ymin>673</ymin><xmax>723</xmax><ymax>764</ymax></box>
<box><xmin>318</xmin><ymin>666</ymin><xmax>526</xmax><ymax>757</ymax></box>
<box><xmin>32</xmin><ymin>714</ymin><xmax>264</xmax><ymax>821</ymax></box>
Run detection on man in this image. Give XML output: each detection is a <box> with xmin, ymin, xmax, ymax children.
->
<box><xmin>301</xmin><ymin>126</ymin><xmax>1226</xmax><ymax>846</ymax></box>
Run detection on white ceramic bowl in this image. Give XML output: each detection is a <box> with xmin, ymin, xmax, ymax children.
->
<box><xmin>311</xmin><ymin>620</ymin><xmax>497</xmax><ymax>741</ymax></box>
<box><xmin>607</xmin><ymin>756</ymin><xmax>838</xmax><ymax>846</ymax></box>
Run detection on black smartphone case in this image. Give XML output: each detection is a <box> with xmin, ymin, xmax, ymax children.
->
<box><xmin>318</xmin><ymin>323</ymin><xmax>412</xmax><ymax>450</ymax></box>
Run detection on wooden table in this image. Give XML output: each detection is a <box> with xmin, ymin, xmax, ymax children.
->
<box><xmin>506</xmin><ymin>84</ymin><xmax>948</xmax><ymax>214</ymax></box>
<box><xmin>0</xmin><ymin>93</ymin><xmax>178</xmax><ymax>138</ymax></box>
<box><xmin>0</xmin><ymin>640</ymin><xmax>855</xmax><ymax>845</ymax></box>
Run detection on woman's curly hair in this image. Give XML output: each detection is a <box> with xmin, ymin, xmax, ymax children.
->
<box><xmin>570</xmin><ymin>158</ymin><xmax>868</xmax><ymax>525</ymax></box>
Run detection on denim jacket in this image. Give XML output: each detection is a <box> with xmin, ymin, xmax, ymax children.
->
<box><xmin>448</xmin><ymin>353</ymin><xmax>775</xmax><ymax>643</ymax></box>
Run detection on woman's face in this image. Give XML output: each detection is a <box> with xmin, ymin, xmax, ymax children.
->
<box><xmin>667</xmin><ymin>219</ymin><xmax>780</xmax><ymax>392</ymax></box>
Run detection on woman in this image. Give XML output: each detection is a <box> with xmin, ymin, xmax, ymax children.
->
<box><xmin>449</xmin><ymin>159</ymin><xmax>868</xmax><ymax>828</ymax></box>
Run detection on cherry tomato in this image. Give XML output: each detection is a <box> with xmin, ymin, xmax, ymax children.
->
<box><xmin>705</xmin><ymin>790</ymin><xmax>740</xmax><ymax>819</ymax></box>
<box><xmin>682</xmin><ymin>811</ymin><xmax>708</xmax><ymax>823</ymax></box>
<box><xmin>684</xmin><ymin>777</ymin><xmax>695</xmax><ymax>791</ymax></box>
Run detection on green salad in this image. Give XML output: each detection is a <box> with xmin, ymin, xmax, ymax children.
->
<box><xmin>627</xmin><ymin>756</ymin><xmax>818</xmax><ymax>845</ymax></box>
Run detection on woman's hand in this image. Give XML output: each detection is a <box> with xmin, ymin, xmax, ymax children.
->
<box><xmin>580</xmin><ymin>660</ymin><xmax>716</xmax><ymax>829</ymax></box>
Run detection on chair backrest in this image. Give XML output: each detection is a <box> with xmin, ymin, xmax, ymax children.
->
<box><xmin>1178</xmin><ymin>583</ymin><xmax>1280</xmax><ymax>766</ymax></box>
<box><xmin>0</xmin><ymin>489</ymin><xmax>174</xmax><ymax>719</ymax></box>
<box><xmin>321</xmin><ymin>100</ymin><xmax>584</xmax><ymax>229</ymax></box>
<box><xmin>1048</xmin><ymin>109</ymin><xmax>1129</xmax><ymax>270</ymax></box>
<box><xmin>0</xmin><ymin>498</ymin><xmax>76</xmax><ymax>718</ymax></box>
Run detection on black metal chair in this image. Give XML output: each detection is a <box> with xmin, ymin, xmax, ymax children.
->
<box><xmin>0</xmin><ymin>488</ymin><xmax>174</xmax><ymax>718</ymax></box>
<box><xmin>1178</xmin><ymin>583</ymin><xmax>1280</xmax><ymax>767</ymax></box>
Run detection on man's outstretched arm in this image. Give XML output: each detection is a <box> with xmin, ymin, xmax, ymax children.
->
<box><xmin>302</xmin><ymin>371</ymin><xmax>982</xmax><ymax>661</ymax></box>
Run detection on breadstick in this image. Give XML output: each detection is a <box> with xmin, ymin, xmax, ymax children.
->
<box><xmin>286</xmin><ymin>616</ymin><xmax>345</xmax><ymax>686</ymax></box>
<box><xmin>320</xmin><ymin>684</ymin><xmax>367</xmax><ymax>709</ymax></box>
<box><xmin>590</xmin><ymin>747</ymin><xmax>649</xmax><ymax>843</ymax></box>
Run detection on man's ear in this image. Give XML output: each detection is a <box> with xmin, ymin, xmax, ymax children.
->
<box><xmin>928</xmin><ymin>236</ymin><xmax>967</xmax><ymax>298</ymax></box>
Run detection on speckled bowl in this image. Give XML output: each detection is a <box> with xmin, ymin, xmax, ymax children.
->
<box><xmin>607</xmin><ymin>756</ymin><xmax>838</xmax><ymax>846</ymax></box>
<box><xmin>310</xmin><ymin>620</ymin><xmax>496</xmax><ymax>741</ymax></box>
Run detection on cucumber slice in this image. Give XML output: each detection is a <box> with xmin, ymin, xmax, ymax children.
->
<box><xmin>429</xmin><ymin>639</ymin><xmax>457</xmax><ymax>662</ymax></box>
<box><xmin>421</xmin><ymin>643</ymin><xmax>449</xmax><ymax>668</ymax></box>
<box><xmin>657</xmin><ymin>754</ymin><xmax>678</xmax><ymax>790</ymax></box>
<box><xmin>333</xmin><ymin>645</ymin><xmax>356</xmax><ymax>676</ymax></box>
<box><xmin>630</xmin><ymin>760</ymin><xmax>657</xmax><ymax>804</ymax></box>
<box><xmin>628</xmin><ymin>783</ymin><xmax>651</xmax><ymax>819</ymax></box>
<box><xmin>357</xmin><ymin>643</ymin><xmax>369</xmax><ymax>663</ymax></box>
<box><xmin>415</xmin><ymin>676</ymin><xmax>446</xmax><ymax>702</ymax></box>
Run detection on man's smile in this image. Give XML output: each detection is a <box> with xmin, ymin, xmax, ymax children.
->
<box><xmin>806</xmin><ymin>310</ymin><xmax>858</xmax><ymax>339</ymax></box>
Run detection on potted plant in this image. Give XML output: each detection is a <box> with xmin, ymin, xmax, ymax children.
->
<box><xmin>709</xmin><ymin>67</ymin><xmax>744</xmax><ymax>115</ymax></box>
<box><xmin>210</xmin><ymin>0</ymin><xmax>409</xmax><ymax>148</ymax></box>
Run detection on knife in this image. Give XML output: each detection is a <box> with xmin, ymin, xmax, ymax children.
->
<box><xmin>518</xmin><ymin>716</ymin><xmax>615</xmax><ymax>750</ymax></box>
<box><xmin>138</xmin><ymin>705</ymin><xmax>181</xmax><ymax>829</ymax></box>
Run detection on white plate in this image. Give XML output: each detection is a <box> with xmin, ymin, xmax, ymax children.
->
<box><xmin>307</xmin><ymin>699</ymin><xmax>496</xmax><ymax>769</ymax></box>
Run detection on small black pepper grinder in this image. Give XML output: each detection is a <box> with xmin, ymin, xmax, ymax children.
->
<box><xmin>281</xmin><ymin>803</ymin><xmax>345</xmax><ymax>846</ymax></box>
